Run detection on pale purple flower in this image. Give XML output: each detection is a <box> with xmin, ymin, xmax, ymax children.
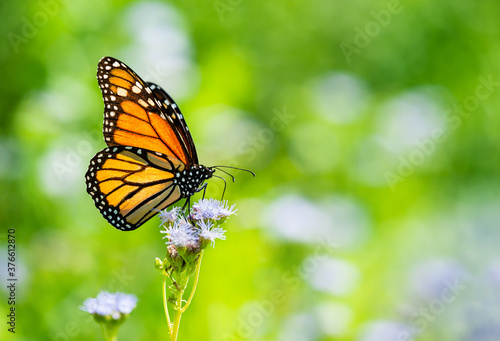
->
<box><xmin>81</xmin><ymin>297</ymin><xmax>100</xmax><ymax>314</ymax></box>
<box><xmin>159</xmin><ymin>206</ymin><xmax>181</xmax><ymax>224</ymax></box>
<box><xmin>191</xmin><ymin>199</ymin><xmax>237</xmax><ymax>221</ymax></box>
<box><xmin>115</xmin><ymin>293</ymin><xmax>137</xmax><ymax>314</ymax></box>
<box><xmin>161</xmin><ymin>219</ymin><xmax>198</xmax><ymax>247</ymax></box>
<box><xmin>159</xmin><ymin>200</ymin><xmax>236</xmax><ymax>250</ymax></box>
<box><xmin>81</xmin><ymin>291</ymin><xmax>137</xmax><ymax>319</ymax></box>
<box><xmin>217</xmin><ymin>201</ymin><xmax>238</xmax><ymax>219</ymax></box>
<box><xmin>197</xmin><ymin>219</ymin><xmax>226</xmax><ymax>247</ymax></box>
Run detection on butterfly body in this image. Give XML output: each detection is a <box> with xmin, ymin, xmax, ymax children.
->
<box><xmin>174</xmin><ymin>165</ymin><xmax>215</xmax><ymax>198</ymax></box>
<box><xmin>85</xmin><ymin>57</ymin><xmax>213</xmax><ymax>231</ymax></box>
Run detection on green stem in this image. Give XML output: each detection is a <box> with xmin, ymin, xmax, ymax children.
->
<box><xmin>164</xmin><ymin>251</ymin><xmax>205</xmax><ymax>340</ymax></box>
<box><xmin>163</xmin><ymin>275</ymin><xmax>172</xmax><ymax>336</ymax></box>
<box><xmin>101</xmin><ymin>323</ymin><xmax>118</xmax><ymax>341</ymax></box>
<box><xmin>170</xmin><ymin>295</ymin><xmax>183</xmax><ymax>341</ymax></box>
<box><xmin>181</xmin><ymin>251</ymin><xmax>204</xmax><ymax>313</ymax></box>
<box><xmin>100</xmin><ymin>323</ymin><xmax>108</xmax><ymax>340</ymax></box>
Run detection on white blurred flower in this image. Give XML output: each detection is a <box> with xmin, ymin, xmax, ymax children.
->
<box><xmin>81</xmin><ymin>291</ymin><xmax>137</xmax><ymax>319</ymax></box>
<box><xmin>358</xmin><ymin>321</ymin><xmax>414</xmax><ymax>341</ymax></box>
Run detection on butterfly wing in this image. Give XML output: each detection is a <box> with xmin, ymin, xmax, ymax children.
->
<box><xmin>96</xmin><ymin>56</ymin><xmax>196</xmax><ymax>166</ymax></box>
<box><xmin>146</xmin><ymin>82</ymin><xmax>198</xmax><ymax>164</ymax></box>
<box><xmin>85</xmin><ymin>146</ymin><xmax>184</xmax><ymax>231</ymax></box>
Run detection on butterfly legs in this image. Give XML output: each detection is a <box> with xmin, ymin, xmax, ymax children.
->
<box><xmin>196</xmin><ymin>182</ymin><xmax>208</xmax><ymax>199</ymax></box>
<box><xmin>181</xmin><ymin>196</ymin><xmax>191</xmax><ymax>220</ymax></box>
<box><xmin>180</xmin><ymin>182</ymin><xmax>210</xmax><ymax>223</ymax></box>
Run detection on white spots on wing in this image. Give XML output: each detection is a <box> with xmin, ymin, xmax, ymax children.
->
<box><xmin>113</xmin><ymin>61</ymin><xmax>120</xmax><ymax>67</ymax></box>
<box><xmin>103</xmin><ymin>74</ymin><xmax>108</xmax><ymax>79</ymax></box>
<box><xmin>171</xmin><ymin>103</ymin><xmax>177</xmax><ymax>109</ymax></box>
<box><xmin>136</xmin><ymin>82</ymin><xmax>143</xmax><ymax>89</ymax></box>
<box><xmin>110</xmin><ymin>95</ymin><xmax>116</xmax><ymax>101</ymax></box>
<box><xmin>117</xmin><ymin>88</ymin><xmax>128</xmax><ymax>97</ymax></box>
<box><xmin>110</xmin><ymin>111</ymin><xmax>115</xmax><ymax>117</ymax></box>
<box><xmin>147</xmin><ymin>98</ymin><xmax>155</xmax><ymax>106</ymax></box>
<box><xmin>138</xmin><ymin>99</ymin><xmax>148</xmax><ymax>107</ymax></box>
<box><xmin>105</xmin><ymin>65</ymin><xmax>111</xmax><ymax>70</ymax></box>
<box><xmin>132</xmin><ymin>85</ymin><xmax>141</xmax><ymax>94</ymax></box>
<box><xmin>146</xmin><ymin>88</ymin><xmax>152</xmax><ymax>94</ymax></box>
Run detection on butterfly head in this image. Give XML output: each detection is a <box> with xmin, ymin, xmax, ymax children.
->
<box><xmin>175</xmin><ymin>165</ymin><xmax>214</xmax><ymax>198</ymax></box>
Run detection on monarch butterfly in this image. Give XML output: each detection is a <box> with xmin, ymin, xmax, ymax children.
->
<box><xmin>85</xmin><ymin>56</ymin><xmax>248</xmax><ymax>231</ymax></box>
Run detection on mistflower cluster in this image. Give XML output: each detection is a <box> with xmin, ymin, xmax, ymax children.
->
<box><xmin>160</xmin><ymin>199</ymin><xmax>235</xmax><ymax>249</ymax></box>
<box><xmin>81</xmin><ymin>291</ymin><xmax>137</xmax><ymax>341</ymax></box>
<box><xmin>81</xmin><ymin>291</ymin><xmax>137</xmax><ymax>320</ymax></box>
<box><xmin>155</xmin><ymin>198</ymin><xmax>240</xmax><ymax>341</ymax></box>
<box><xmin>156</xmin><ymin>199</ymin><xmax>236</xmax><ymax>275</ymax></box>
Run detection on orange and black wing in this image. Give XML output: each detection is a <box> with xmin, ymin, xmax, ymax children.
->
<box><xmin>146</xmin><ymin>82</ymin><xmax>198</xmax><ymax>164</ymax></box>
<box><xmin>96</xmin><ymin>56</ymin><xmax>196</xmax><ymax>166</ymax></box>
<box><xmin>85</xmin><ymin>146</ymin><xmax>184</xmax><ymax>231</ymax></box>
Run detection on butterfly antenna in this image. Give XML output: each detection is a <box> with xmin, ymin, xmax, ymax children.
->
<box><xmin>212</xmin><ymin>174</ymin><xmax>227</xmax><ymax>201</ymax></box>
<box><xmin>212</xmin><ymin>165</ymin><xmax>256</xmax><ymax>177</ymax></box>
<box><xmin>214</xmin><ymin>168</ymin><xmax>236</xmax><ymax>182</ymax></box>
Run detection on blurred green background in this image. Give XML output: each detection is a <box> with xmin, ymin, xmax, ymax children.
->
<box><xmin>1</xmin><ymin>0</ymin><xmax>500</xmax><ymax>340</ymax></box>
